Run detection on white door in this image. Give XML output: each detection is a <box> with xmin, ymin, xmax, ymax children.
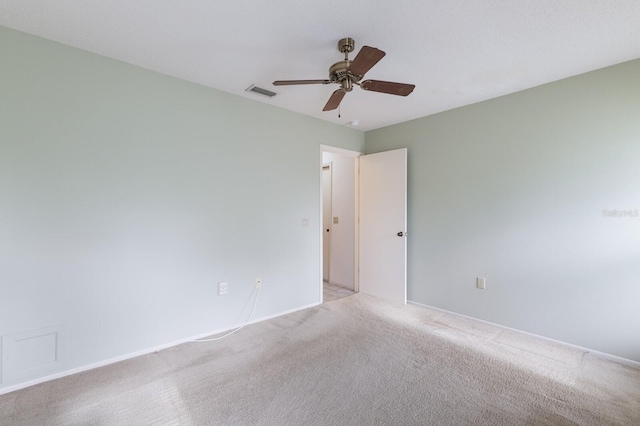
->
<box><xmin>359</xmin><ymin>148</ymin><xmax>407</xmax><ymax>304</ymax></box>
<box><xmin>322</xmin><ymin>164</ymin><xmax>332</xmax><ymax>281</ymax></box>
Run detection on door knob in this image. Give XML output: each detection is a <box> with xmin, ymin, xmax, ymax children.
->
<box><xmin>397</xmin><ymin>232</ymin><xmax>403</xmax><ymax>237</ymax></box>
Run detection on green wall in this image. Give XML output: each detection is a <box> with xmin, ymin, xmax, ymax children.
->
<box><xmin>0</xmin><ymin>25</ymin><xmax>363</xmax><ymax>390</ymax></box>
<box><xmin>366</xmin><ymin>59</ymin><xmax>640</xmax><ymax>361</ymax></box>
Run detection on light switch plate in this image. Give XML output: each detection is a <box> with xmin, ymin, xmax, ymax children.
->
<box><xmin>476</xmin><ymin>277</ymin><xmax>486</xmax><ymax>290</ymax></box>
<box><xmin>333</xmin><ymin>217</ymin><xmax>339</xmax><ymax>224</ymax></box>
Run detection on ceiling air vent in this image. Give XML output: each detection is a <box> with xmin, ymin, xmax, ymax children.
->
<box><xmin>245</xmin><ymin>85</ymin><xmax>277</xmax><ymax>98</ymax></box>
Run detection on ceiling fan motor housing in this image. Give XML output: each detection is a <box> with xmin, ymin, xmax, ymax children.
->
<box><xmin>330</xmin><ymin>38</ymin><xmax>362</xmax><ymax>91</ymax></box>
<box><xmin>329</xmin><ymin>60</ymin><xmax>358</xmax><ymax>91</ymax></box>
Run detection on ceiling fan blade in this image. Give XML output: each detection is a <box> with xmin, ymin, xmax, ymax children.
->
<box><xmin>273</xmin><ymin>79</ymin><xmax>331</xmax><ymax>86</ymax></box>
<box><xmin>323</xmin><ymin>90</ymin><xmax>346</xmax><ymax>111</ymax></box>
<box><xmin>360</xmin><ymin>80</ymin><xmax>415</xmax><ymax>96</ymax></box>
<box><xmin>347</xmin><ymin>46</ymin><xmax>386</xmax><ymax>78</ymax></box>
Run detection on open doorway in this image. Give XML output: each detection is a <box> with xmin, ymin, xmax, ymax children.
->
<box><xmin>320</xmin><ymin>145</ymin><xmax>360</xmax><ymax>302</ymax></box>
<box><xmin>320</xmin><ymin>145</ymin><xmax>408</xmax><ymax>305</ymax></box>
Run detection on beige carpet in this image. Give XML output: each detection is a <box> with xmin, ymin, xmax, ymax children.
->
<box><xmin>1</xmin><ymin>294</ymin><xmax>639</xmax><ymax>425</ymax></box>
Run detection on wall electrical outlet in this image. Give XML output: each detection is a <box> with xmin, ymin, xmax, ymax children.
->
<box><xmin>476</xmin><ymin>277</ymin><xmax>486</xmax><ymax>290</ymax></box>
<box><xmin>219</xmin><ymin>282</ymin><xmax>228</xmax><ymax>295</ymax></box>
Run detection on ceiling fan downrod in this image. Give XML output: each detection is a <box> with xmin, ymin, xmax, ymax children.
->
<box><xmin>338</xmin><ymin>37</ymin><xmax>355</xmax><ymax>59</ymax></box>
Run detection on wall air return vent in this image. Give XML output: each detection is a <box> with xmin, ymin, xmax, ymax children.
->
<box><xmin>245</xmin><ymin>85</ymin><xmax>277</xmax><ymax>98</ymax></box>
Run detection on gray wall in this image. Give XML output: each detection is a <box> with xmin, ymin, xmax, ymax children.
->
<box><xmin>0</xmin><ymin>26</ymin><xmax>363</xmax><ymax>390</ymax></box>
<box><xmin>366</xmin><ymin>59</ymin><xmax>640</xmax><ymax>361</ymax></box>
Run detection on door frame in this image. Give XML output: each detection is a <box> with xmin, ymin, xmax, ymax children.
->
<box><xmin>322</xmin><ymin>162</ymin><xmax>332</xmax><ymax>282</ymax></box>
<box><xmin>319</xmin><ymin>145</ymin><xmax>362</xmax><ymax>303</ymax></box>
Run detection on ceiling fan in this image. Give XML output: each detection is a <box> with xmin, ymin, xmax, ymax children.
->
<box><xmin>273</xmin><ymin>38</ymin><xmax>415</xmax><ymax>112</ymax></box>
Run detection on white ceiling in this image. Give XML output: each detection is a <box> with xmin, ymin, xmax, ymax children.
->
<box><xmin>1</xmin><ymin>1</ymin><xmax>639</xmax><ymax>131</ymax></box>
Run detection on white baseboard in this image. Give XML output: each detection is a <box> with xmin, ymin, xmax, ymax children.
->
<box><xmin>408</xmin><ymin>300</ymin><xmax>640</xmax><ymax>368</ymax></box>
<box><xmin>0</xmin><ymin>301</ymin><xmax>321</xmax><ymax>396</ymax></box>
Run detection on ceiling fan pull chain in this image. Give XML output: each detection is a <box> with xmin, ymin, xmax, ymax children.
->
<box><xmin>338</xmin><ymin>104</ymin><xmax>341</xmax><ymax>118</ymax></box>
